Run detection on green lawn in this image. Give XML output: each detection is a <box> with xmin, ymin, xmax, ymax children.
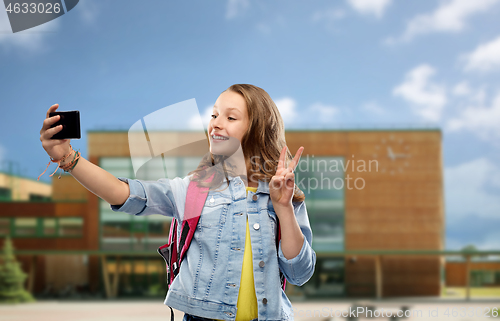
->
<box><xmin>442</xmin><ymin>286</ymin><xmax>500</xmax><ymax>298</ymax></box>
<box><xmin>442</xmin><ymin>287</ymin><xmax>500</xmax><ymax>317</ymax></box>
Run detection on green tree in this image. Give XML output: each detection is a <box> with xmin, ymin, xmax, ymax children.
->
<box><xmin>461</xmin><ymin>244</ymin><xmax>488</xmax><ymax>260</ymax></box>
<box><xmin>0</xmin><ymin>236</ymin><xmax>35</xmax><ymax>303</ymax></box>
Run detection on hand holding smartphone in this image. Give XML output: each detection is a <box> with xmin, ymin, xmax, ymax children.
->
<box><xmin>49</xmin><ymin>110</ymin><xmax>81</xmax><ymax>139</ymax></box>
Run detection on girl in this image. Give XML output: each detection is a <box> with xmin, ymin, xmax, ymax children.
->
<box><xmin>39</xmin><ymin>84</ymin><xmax>316</xmax><ymax>321</ymax></box>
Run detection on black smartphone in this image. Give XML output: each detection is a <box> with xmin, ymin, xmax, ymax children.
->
<box><xmin>49</xmin><ymin>110</ymin><xmax>81</xmax><ymax>139</ymax></box>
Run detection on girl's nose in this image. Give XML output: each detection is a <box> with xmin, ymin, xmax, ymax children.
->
<box><xmin>212</xmin><ymin>117</ymin><xmax>223</xmax><ymax>129</ymax></box>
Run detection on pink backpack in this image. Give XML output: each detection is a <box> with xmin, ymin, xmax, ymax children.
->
<box><xmin>157</xmin><ymin>172</ymin><xmax>286</xmax><ymax>320</ymax></box>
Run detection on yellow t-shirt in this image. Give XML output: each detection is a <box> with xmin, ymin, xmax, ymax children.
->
<box><xmin>235</xmin><ymin>186</ymin><xmax>259</xmax><ymax>321</ymax></box>
<box><xmin>215</xmin><ymin>186</ymin><xmax>258</xmax><ymax>321</ymax></box>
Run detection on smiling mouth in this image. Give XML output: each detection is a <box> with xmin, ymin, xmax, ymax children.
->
<box><xmin>211</xmin><ymin>135</ymin><xmax>229</xmax><ymax>141</ymax></box>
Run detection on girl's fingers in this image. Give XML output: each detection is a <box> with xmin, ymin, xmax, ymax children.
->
<box><xmin>46</xmin><ymin>104</ymin><xmax>59</xmax><ymax>118</ymax></box>
<box><xmin>41</xmin><ymin>104</ymin><xmax>59</xmax><ymax>133</ymax></box>
<box><xmin>277</xmin><ymin>146</ymin><xmax>286</xmax><ymax>172</ymax></box>
<box><xmin>285</xmin><ymin>172</ymin><xmax>295</xmax><ymax>189</ymax></box>
<box><xmin>283</xmin><ymin>167</ymin><xmax>297</xmax><ymax>177</ymax></box>
<box><xmin>288</xmin><ymin>146</ymin><xmax>304</xmax><ymax>172</ymax></box>
<box><xmin>42</xmin><ymin>140</ymin><xmax>60</xmax><ymax>149</ymax></box>
<box><xmin>41</xmin><ymin>124</ymin><xmax>63</xmax><ymax>140</ymax></box>
<box><xmin>271</xmin><ymin>172</ymin><xmax>295</xmax><ymax>190</ymax></box>
<box><xmin>40</xmin><ymin>115</ymin><xmax>60</xmax><ymax>133</ymax></box>
<box><xmin>275</xmin><ymin>167</ymin><xmax>288</xmax><ymax>177</ymax></box>
<box><xmin>277</xmin><ymin>146</ymin><xmax>304</xmax><ymax>175</ymax></box>
<box><xmin>270</xmin><ymin>176</ymin><xmax>278</xmax><ymax>190</ymax></box>
<box><xmin>270</xmin><ymin>175</ymin><xmax>284</xmax><ymax>190</ymax></box>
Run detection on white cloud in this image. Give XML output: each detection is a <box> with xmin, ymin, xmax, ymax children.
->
<box><xmin>0</xmin><ymin>5</ymin><xmax>60</xmax><ymax>52</ymax></box>
<box><xmin>445</xmin><ymin>158</ymin><xmax>500</xmax><ymax>220</ymax></box>
<box><xmin>308</xmin><ymin>102</ymin><xmax>340</xmax><ymax>121</ymax></box>
<box><xmin>346</xmin><ymin>0</ymin><xmax>392</xmax><ymax>18</ymax></box>
<box><xmin>473</xmin><ymin>88</ymin><xmax>487</xmax><ymax>104</ymax></box>
<box><xmin>393</xmin><ymin>64</ymin><xmax>447</xmax><ymax>122</ymax></box>
<box><xmin>387</xmin><ymin>0</ymin><xmax>499</xmax><ymax>43</ymax></box>
<box><xmin>452</xmin><ymin>81</ymin><xmax>486</xmax><ymax>104</ymax></box>
<box><xmin>462</xmin><ymin>35</ymin><xmax>500</xmax><ymax>73</ymax></box>
<box><xmin>447</xmin><ymin>91</ymin><xmax>500</xmax><ymax>142</ymax></box>
<box><xmin>452</xmin><ymin>81</ymin><xmax>472</xmax><ymax>96</ymax></box>
<box><xmin>226</xmin><ymin>0</ymin><xmax>250</xmax><ymax>20</ymax></box>
<box><xmin>274</xmin><ymin>97</ymin><xmax>298</xmax><ymax>124</ymax></box>
<box><xmin>188</xmin><ymin>105</ymin><xmax>213</xmax><ymax>131</ymax></box>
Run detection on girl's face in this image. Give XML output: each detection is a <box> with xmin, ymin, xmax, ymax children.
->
<box><xmin>208</xmin><ymin>91</ymin><xmax>249</xmax><ymax>157</ymax></box>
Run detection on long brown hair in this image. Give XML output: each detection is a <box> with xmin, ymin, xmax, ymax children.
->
<box><xmin>188</xmin><ymin>84</ymin><xmax>305</xmax><ymax>202</ymax></box>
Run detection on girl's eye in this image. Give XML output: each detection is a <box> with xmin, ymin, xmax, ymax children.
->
<box><xmin>210</xmin><ymin>114</ymin><xmax>235</xmax><ymax>120</ymax></box>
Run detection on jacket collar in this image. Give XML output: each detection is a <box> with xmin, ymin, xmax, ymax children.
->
<box><xmin>256</xmin><ymin>179</ymin><xmax>270</xmax><ymax>195</ymax></box>
<box><xmin>225</xmin><ymin>175</ymin><xmax>270</xmax><ymax>195</ymax></box>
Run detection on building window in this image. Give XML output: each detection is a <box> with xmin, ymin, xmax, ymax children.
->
<box><xmin>0</xmin><ymin>218</ymin><xmax>10</xmax><ymax>236</ymax></box>
<box><xmin>43</xmin><ymin>218</ymin><xmax>57</xmax><ymax>236</ymax></box>
<box><xmin>471</xmin><ymin>270</ymin><xmax>499</xmax><ymax>286</ymax></box>
<box><xmin>59</xmin><ymin>218</ymin><xmax>83</xmax><ymax>236</ymax></box>
<box><xmin>1</xmin><ymin>217</ymin><xmax>83</xmax><ymax>238</ymax></box>
<box><xmin>14</xmin><ymin>218</ymin><xmax>37</xmax><ymax>236</ymax></box>
<box><xmin>29</xmin><ymin>194</ymin><xmax>51</xmax><ymax>202</ymax></box>
<box><xmin>0</xmin><ymin>187</ymin><xmax>11</xmax><ymax>201</ymax></box>
<box><xmin>296</xmin><ymin>156</ymin><xmax>345</xmax><ymax>252</ymax></box>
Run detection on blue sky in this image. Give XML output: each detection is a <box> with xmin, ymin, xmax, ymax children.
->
<box><xmin>1</xmin><ymin>0</ymin><xmax>499</xmax><ymax>250</ymax></box>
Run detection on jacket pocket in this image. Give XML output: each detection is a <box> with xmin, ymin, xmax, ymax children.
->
<box><xmin>200</xmin><ymin>195</ymin><xmax>232</xmax><ymax>228</ymax></box>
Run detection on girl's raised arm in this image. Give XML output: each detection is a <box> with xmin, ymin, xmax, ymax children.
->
<box><xmin>40</xmin><ymin>104</ymin><xmax>130</xmax><ymax>206</ymax></box>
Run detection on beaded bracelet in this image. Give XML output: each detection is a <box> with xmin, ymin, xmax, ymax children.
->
<box><xmin>37</xmin><ymin>145</ymin><xmax>75</xmax><ymax>181</ymax></box>
<box><xmin>59</xmin><ymin>150</ymin><xmax>77</xmax><ymax>171</ymax></box>
<box><xmin>60</xmin><ymin>150</ymin><xmax>81</xmax><ymax>172</ymax></box>
<box><xmin>69</xmin><ymin>156</ymin><xmax>80</xmax><ymax>171</ymax></box>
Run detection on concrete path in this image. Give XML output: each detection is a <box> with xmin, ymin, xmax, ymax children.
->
<box><xmin>0</xmin><ymin>299</ymin><xmax>498</xmax><ymax>321</ymax></box>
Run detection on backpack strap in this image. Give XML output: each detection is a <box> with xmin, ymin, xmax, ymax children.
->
<box><xmin>276</xmin><ymin>219</ymin><xmax>286</xmax><ymax>291</ymax></box>
<box><xmin>157</xmin><ymin>217</ymin><xmax>178</xmax><ymax>286</ymax></box>
<box><xmin>178</xmin><ymin>172</ymin><xmax>214</xmax><ymax>262</ymax></box>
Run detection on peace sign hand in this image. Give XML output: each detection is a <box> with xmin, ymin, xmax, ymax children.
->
<box><xmin>269</xmin><ymin>146</ymin><xmax>304</xmax><ymax>211</ymax></box>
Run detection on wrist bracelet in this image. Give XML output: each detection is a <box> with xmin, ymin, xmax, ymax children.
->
<box><xmin>60</xmin><ymin>150</ymin><xmax>80</xmax><ymax>172</ymax></box>
<box><xmin>69</xmin><ymin>156</ymin><xmax>80</xmax><ymax>172</ymax></box>
<box><xmin>60</xmin><ymin>150</ymin><xmax>77</xmax><ymax>171</ymax></box>
<box><xmin>38</xmin><ymin>145</ymin><xmax>76</xmax><ymax>181</ymax></box>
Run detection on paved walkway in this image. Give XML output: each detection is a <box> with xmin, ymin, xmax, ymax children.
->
<box><xmin>0</xmin><ymin>299</ymin><xmax>498</xmax><ymax>321</ymax></box>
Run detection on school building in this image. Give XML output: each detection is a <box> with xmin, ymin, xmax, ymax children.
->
<box><xmin>0</xmin><ymin>128</ymin><xmax>452</xmax><ymax>298</ymax></box>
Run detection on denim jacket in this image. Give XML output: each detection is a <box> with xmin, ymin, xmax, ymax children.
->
<box><xmin>110</xmin><ymin>174</ymin><xmax>316</xmax><ymax>321</ymax></box>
